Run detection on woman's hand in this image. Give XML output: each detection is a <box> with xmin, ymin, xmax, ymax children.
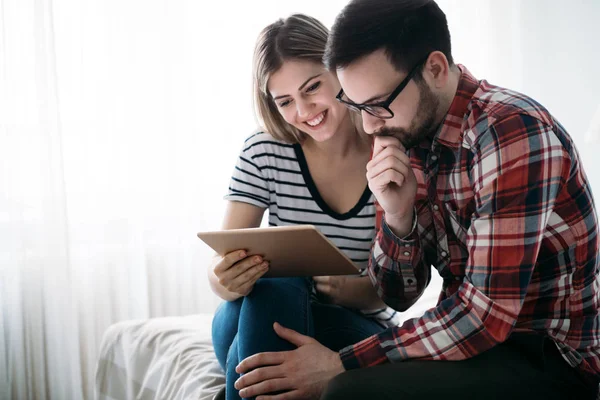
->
<box><xmin>313</xmin><ymin>275</ymin><xmax>385</xmax><ymax>310</ymax></box>
<box><xmin>212</xmin><ymin>250</ymin><xmax>269</xmax><ymax>297</ymax></box>
<box><xmin>313</xmin><ymin>275</ymin><xmax>351</xmax><ymax>307</ymax></box>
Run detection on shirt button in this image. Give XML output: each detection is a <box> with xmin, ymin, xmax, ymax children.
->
<box><xmin>403</xmin><ymin>251</ymin><xmax>410</xmax><ymax>256</ymax></box>
<box><xmin>404</xmin><ymin>243</ymin><xmax>411</xmax><ymax>247</ymax></box>
<box><xmin>441</xmin><ymin>251</ymin><xmax>448</xmax><ymax>257</ymax></box>
<box><xmin>431</xmin><ymin>155</ymin><xmax>438</xmax><ymax>161</ymax></box>
<box><xmin>433</xmin><ymin>204</ymin><xmax>439</xmax><ymax>211</ymax></box>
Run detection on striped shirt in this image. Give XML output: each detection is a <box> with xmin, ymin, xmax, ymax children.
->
<box><xmin>225</xmin><ymin>132</ymin><xmax>399</xmax><ymax>327</ymax></box>
<box><xmin>340</xmin><ymin>65</ymin><xmax>600</xmax><ymax>391</ymax></box>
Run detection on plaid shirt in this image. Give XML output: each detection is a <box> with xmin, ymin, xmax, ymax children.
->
<box><xmin>340</xmin><ymin>66</ymin><xmax>600</xmax><ymax>387</ymax></box>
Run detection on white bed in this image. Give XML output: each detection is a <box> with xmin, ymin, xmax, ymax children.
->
<box><xmin>95</xmin><ymin>275</ymin><xmax>442</xmax><ymax>400</ymax></box>
<box><xmin>95</xmin><ymin>314</ymin><xmax>225</xmax><ymax>400</ymax></box>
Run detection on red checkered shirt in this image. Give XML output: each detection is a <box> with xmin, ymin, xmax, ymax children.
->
<box><xmin>340</xmin><ymin>65</ymin><xmax>600</xmax><ymax>387</ymax></box>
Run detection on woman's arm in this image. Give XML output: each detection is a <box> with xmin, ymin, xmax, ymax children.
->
<box><xmin>207</xmin><ymin>201</ymin><xmax>266</xmax><ymax>301</ymax></box>
<box><xmin>313</xmin><ymin>275</ymin><xmax>386</xmax><ymax>310</ymax></box>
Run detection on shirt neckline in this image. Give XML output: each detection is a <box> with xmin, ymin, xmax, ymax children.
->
<box><xmin>293</xmin><ymin>143</ymin><xmax>372</xmax><ymax>220</ymax></box>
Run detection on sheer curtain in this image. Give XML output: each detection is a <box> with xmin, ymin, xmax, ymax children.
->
<box><xmin>1</xmin><ymin>0</ymin><xmax>599</xmax><ymax>399</ymax></box>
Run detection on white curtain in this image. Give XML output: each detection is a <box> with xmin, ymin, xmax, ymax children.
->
<box><xmin>1</xmin><ymin>0</ymin><xmax>599</xmax><ymax>399</ymax></box>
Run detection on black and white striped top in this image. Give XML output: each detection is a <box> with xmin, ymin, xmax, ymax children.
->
<box><xmin>225</xmin><ymin>131</ymin><xmax>399</xmax><ymax>328</ymax></box>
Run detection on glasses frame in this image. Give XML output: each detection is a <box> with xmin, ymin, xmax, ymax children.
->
<box><xmin>335</xmin><ymin>56</ymin><xmax>429</xmax><ymax>119</ymax></box>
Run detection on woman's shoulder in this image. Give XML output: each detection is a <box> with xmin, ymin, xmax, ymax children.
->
<box><xmin>240</xmin><ymin>130</ymin><xmax>297</xmax><ymax>157</ymax></box>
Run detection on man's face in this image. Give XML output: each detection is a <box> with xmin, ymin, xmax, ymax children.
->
<box><xmin>336</xmin><ymin>49</ymin><xmax>440</xmax><ymax>149</ymax></box>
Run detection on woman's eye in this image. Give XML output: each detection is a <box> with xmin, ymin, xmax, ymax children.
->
<box><xmin>278</xmin><ymin>99</ymin><xmax>292</xmax><ymax>108</ymax></box>
<box><xmin>306</xmin><ymin>81</ymin><xmax>321</xmax><ymax>92</ymax></box>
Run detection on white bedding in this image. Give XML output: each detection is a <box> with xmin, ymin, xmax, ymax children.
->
<box><xmin>94</xmin><ymin>275</ymin><xmax>442</xmax><ymax>400</ymax></box>
<box><xmin>95</xmin><ymin>314</ymin><xmax>225</xmax><ymax>400</ymax></box>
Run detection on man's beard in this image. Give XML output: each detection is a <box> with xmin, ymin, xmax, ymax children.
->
<box><xmin>374</xmin><ymin>80</ymin><xmax>440</xmax><ymax>149</ymax></box>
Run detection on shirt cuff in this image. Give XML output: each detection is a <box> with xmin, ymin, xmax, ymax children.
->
<box><xmin>379</xmin><ymin>208</ymin><xmax>418</xmax><ymax>252</ymax></box>
<box><xmin>382</xmin><ymin>207</ymin><xmax>417</xmax><ymax>240</ymax></box>
<box><xmin>338</xmin><ymin>333</ymin><xmax>388</xmax><ymax>370</ymax></box>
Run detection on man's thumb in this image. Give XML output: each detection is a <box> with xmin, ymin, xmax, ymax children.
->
<box><xmin>273</xmin><ymin>322</ymin><xmax>314</xmax><ymax>347</ymax></box>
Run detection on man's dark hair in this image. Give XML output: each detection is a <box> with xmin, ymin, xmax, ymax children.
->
<box><xmin>324</xmin><ymin>0</ymin><xmax>453</xmax><ymax>75</ymax></box>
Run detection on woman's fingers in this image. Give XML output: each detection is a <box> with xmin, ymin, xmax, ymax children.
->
<box><xmin>314</xmin><ymin>283</ymin><xmax>331</xmax><ymax>297</ymax></box>
<box><xmin>219</xmin><ymin>255</ymin><xmax>261</xmax><ymax>281</ymax></box>
<box><xmin>230</xmin><ymin>262</ymin><xmax>269</xmax><ymax>290</ymax></box>
<box><xmin>234</xmin><ymin>265</ymin><xmax>270</xmax><ymax>295</ymax></box>
<box><xmin>214</xmin><ymin>250</ymin><xmax>247</xmax><ymax>274</ymax></box>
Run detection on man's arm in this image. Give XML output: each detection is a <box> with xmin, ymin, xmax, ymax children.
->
<box><xmin>365</xmin><ymin>135</ymin><xmax>431</xmax><ymax>312</ymax></box>
<box><xmin>341</xmin><ymin>115</ymin><xmax>570</xmax><ymax>369</ymax></box>
<box><xmin>368</xmin><ymin>211</ymin><xmax>430</xmax><ymax>312</ymax></box>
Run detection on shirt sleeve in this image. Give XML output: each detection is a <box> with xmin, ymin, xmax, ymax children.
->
<box><xmin>367</xmin><ymin>211</ymin><xmax>430</xmax><ymax>313</ymax></box>
<box><xmin>340</xmin><ymin>114</ymin><xmax>570</xmax><ymax>370</ymax></box>
<box><xmin>223</xmin><ymin>136</ymin><xmax>271</xmax><ymax>209</ymax></box>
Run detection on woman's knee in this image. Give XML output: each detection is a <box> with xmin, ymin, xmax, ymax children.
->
<box><xmin>236</xmin><ymin>277</ymin><xmax>314</xmax><ymax>355</ymax></box>
<box><xmin>212</xmin><ymin>299</ymin><xmax>243</xmax><ymax>367</ymax></box>
<box><xmin>248</xmin><ymin>277</ymin><xmax>310</xmax><ymax>299</ymax></box>
<box><xmin>242</xmin><ymin>277</ymin><xmax>311</xmax><ymax>319</ymax></box>
<box><xmin>212</xmin><ymin>299</ymin><xmax>243</xmax><ymax>338</ymax></box>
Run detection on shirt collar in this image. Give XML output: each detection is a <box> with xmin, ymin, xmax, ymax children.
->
<box><xmin>431</xmin><ymin>64</ymin><xmax>480</xmax><ymax>150</ymax></box>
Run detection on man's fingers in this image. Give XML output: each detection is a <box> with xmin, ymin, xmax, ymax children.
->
<box><xmin>369</xmin><ymin>169</ymin><xmax>406</xmax><ymax>192</ymax></box>
<box><xmin>234</xmin><ymin>365</ymin><xmax>285</xmax><ymax>390</ymax></box>
<box><xmin>237</xmin><ymin>351</ymin><xmax>286</xmax><ymax>374</ymax></box>
<box><xmin>273</xmin><ymin>322</ymin><xmax>315</xmax><ymax>347</ymax></box>
<box><xmin>257</xmin><ymin>390</ymin><xmax>304</xmax><ymax>400</ymax></box>
<box><xmin>367</xmin><ymin>157</ymin><xmax>410</xmax><ymax>182</ymax></box>
<box><xmin>238</xmin><ymin>378</ymin><xmax>293</xmax><ymax>399</ymax></box>
<box><xmin>372</xmin><ymin>135</ymin><xmax>406</xmax><ymax>158</ymax></box>
<box><xmin>367</xmin><ymin>146</ymin><xmax>411</xmax><ymax>170</ymax></box>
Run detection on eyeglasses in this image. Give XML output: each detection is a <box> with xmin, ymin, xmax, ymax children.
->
<box><xmin>335</xmin><ymin>57</ymin><xmax>428</xmax><ymax>119</ymax></box>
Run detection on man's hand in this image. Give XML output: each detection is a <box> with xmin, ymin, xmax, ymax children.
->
<box><xmin>366</xmin><ymin>135</ymin><xmax>417</xmax><ymax>236</ymax></box>
<box><xmin>235</xmin><ymin>322</ymin><xmax>345</xmax><ymax>400</ymax></box>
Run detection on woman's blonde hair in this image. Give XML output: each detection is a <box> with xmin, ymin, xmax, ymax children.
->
<box><xmin>253</xmin><ymin>14</ymin><xmax>330</xmax><ymax>143</ymax></box>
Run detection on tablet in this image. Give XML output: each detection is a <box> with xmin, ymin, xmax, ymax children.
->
<box><xmin>197</xmin><ymin>225</ymin><xmax>361</xmax><ymax>277</ymax></box>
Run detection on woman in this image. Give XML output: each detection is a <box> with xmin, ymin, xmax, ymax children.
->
<box><xmin>208</xmin><ymin>14</ymin><xmax>399</xmax><ymax>400</ymax></box>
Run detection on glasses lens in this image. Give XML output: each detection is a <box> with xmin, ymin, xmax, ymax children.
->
<box><xmin>365</xmin><ymin>106</ymin><xmax>393</xmax><ymax>119</ymax></box>
<box><xmin>339</xmin><ymin>99</ymin><xmax>361</xmax><ymax>113</ymax></box>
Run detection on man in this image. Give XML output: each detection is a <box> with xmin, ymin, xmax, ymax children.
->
<box><xmin>234</xmin><ymin>1</ymin><xmax>600</xmax><ymax>398</ymax></box>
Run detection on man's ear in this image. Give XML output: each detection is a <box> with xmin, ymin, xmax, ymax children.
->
<box><xmin>422</xmin><ymin>51</ymin><xmax>450</xmax><ymax>89</ymax></box>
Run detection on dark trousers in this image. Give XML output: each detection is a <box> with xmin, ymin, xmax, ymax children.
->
<box><xmin>321</xmin><ymin>333</ymin><xmax>598</xmax><ymax>400</ymax></box>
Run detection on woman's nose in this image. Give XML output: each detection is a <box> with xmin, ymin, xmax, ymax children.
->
<box><xmin>296</xmin><ymin>98</ymin><xmax>313</xmax><ymax>119</ymax></box>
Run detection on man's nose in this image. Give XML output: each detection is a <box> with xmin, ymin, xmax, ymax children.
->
<box><xmin>361</xmin><ymin>111</ymin><xmax>385</xmax><ymax>135</ymax></box>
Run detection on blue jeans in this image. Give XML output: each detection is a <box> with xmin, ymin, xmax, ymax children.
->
<box><xmin>211</xmin><ymin>277</ymin><xmax>384</xmax><ymax>400</ymax></box>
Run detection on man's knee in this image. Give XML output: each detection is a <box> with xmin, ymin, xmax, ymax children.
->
<box><xmin>321</xmin><ymin>370</ymin><xmax>366</xmax><ymax>400</ymax></box>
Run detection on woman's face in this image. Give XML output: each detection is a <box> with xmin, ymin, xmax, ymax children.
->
<box><xmin>267</xmin><ymin>60</ymin><xmax>349</xmax><ymax>142</ymax></box>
